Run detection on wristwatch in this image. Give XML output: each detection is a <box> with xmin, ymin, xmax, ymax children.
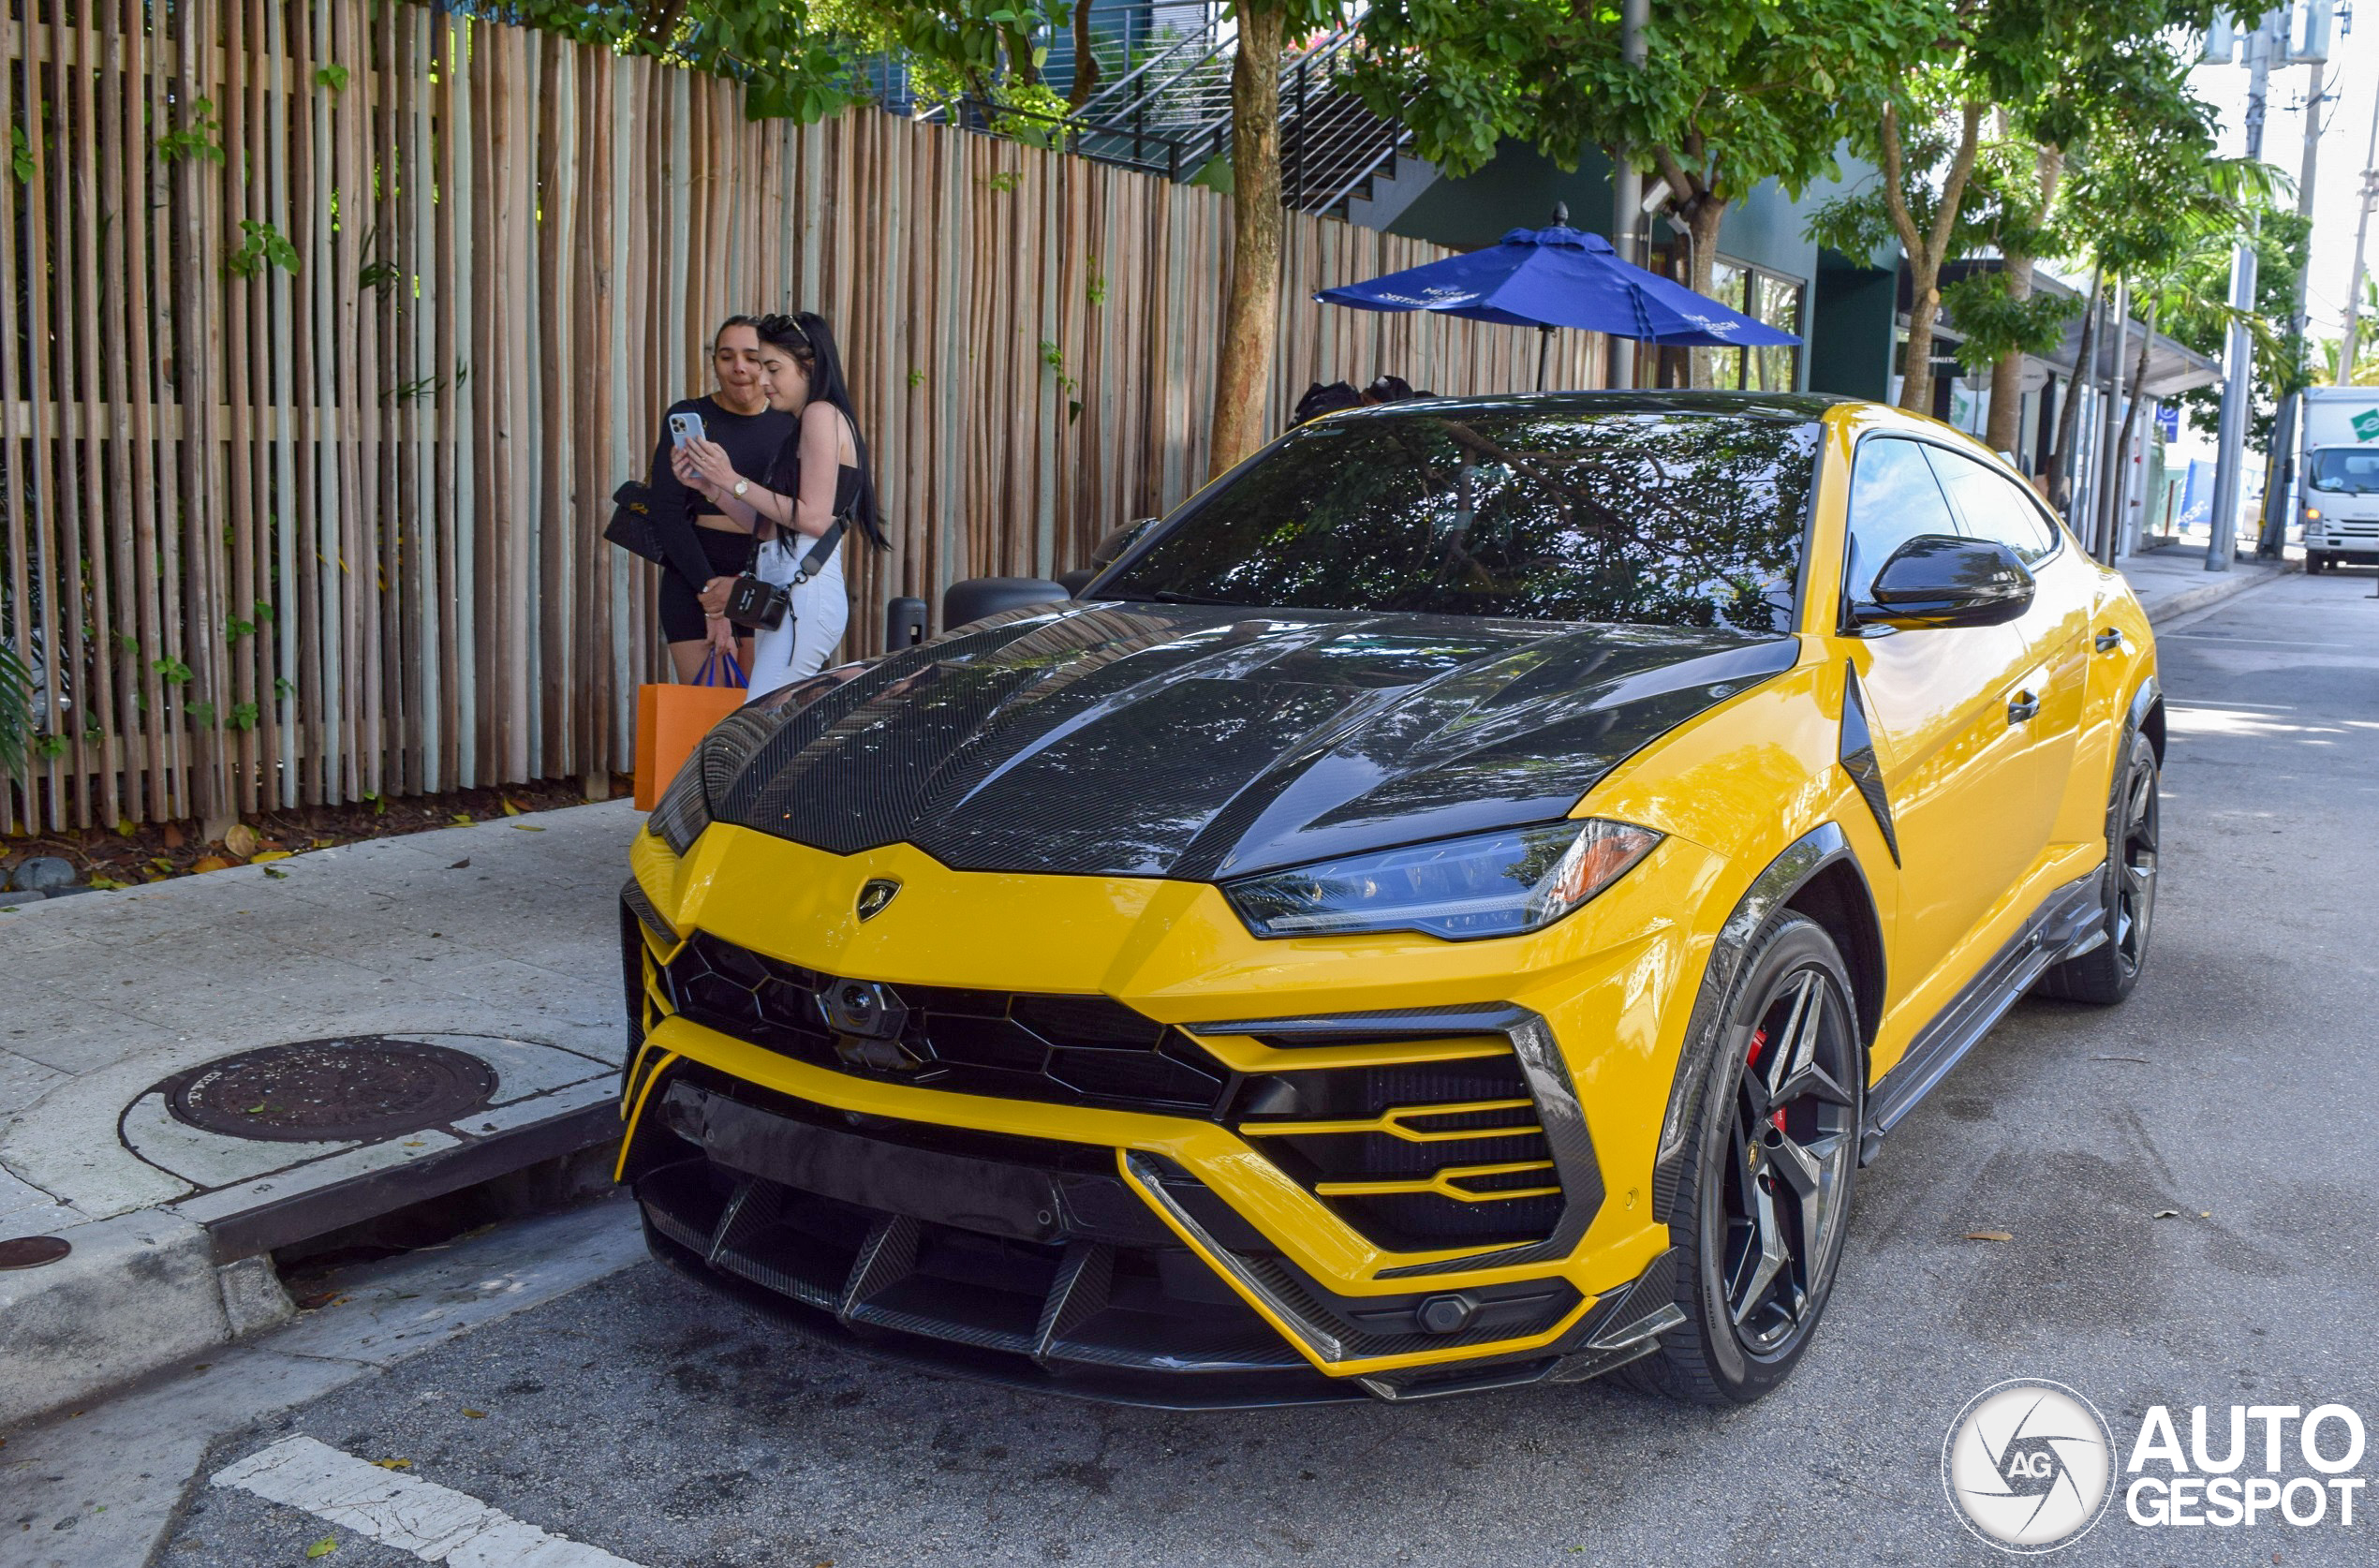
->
<box><xmin>732</xmin><ymin>479</ymin><xmax>749</xmax><ymax>498</ymax></box>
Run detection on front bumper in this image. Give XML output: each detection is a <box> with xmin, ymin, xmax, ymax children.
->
<box><xmin>623</xmin><ymin>1059</ymin><xmax>1683</xmax><ymax>1406</ymax></box>
<box><xmin>617</xmin><ymin>824</ymin><xmax>1700</xmax><ymax>1404</ymax></box>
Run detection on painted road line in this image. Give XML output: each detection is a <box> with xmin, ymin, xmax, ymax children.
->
<box><xmin>212</xmin><ymin>1436</ymin><xmax>645</xmax><ymax>1567</ymax></box>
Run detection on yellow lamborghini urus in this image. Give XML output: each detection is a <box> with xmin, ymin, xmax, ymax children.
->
<box><xmin>617</xmin><ymin>392</ymin><xmax>2160</xmax><ymax>1408</ymax></box>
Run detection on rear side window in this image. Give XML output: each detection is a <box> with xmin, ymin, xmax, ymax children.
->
<box><xmin>1843</xmin><ymin>437</ymin><xmax>1959</xmax><ymax>602</ymax></box>
<box><xmin>1925</xmin><ymin>446</ymin><xmax>2059</xmax><ymax>564</ymax></box>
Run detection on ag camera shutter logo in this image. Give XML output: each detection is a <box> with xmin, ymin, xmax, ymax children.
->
<box><xmin>1943</xmin><ymin>1380</ymin><xmax>2117</xmax><ymax>1553</ymax></box>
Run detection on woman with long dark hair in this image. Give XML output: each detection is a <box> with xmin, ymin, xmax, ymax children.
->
<box><xmin>645</xmin><ymin>315</ymin><xmax>793</xmax><ymax>682</ymax></box>
<box><xmin>673</xmin><ymin>311</ymin><xmax>884</xmax><ymax>699</ymax></box>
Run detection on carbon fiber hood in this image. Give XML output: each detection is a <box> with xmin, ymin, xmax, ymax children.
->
<box><xmin>710</xmin><ymin>602</ymin><xmax>1799</xmax><ymax>880</ymax></box>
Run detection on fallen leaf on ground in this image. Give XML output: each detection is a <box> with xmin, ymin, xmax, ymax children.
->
<box><xmin>372</xmin><ymin>1457</ymin><xmax>413</xmax><ymax>1471</ymax></box>
<box><xmin>260</xmin><ymin>866</ymin><xmax>289</xmax><ymax>880</ymax></box>
<box><xmin>2199</xmin><ymin>1210</ymin><xmax>2212</xmax><ymax>1219</ymax></box>
<box><xmin>305</xmin><ymin>1535</ymin><xmax>337</xmax><ymax>1559</ymax></box>
<box><xmin>190</xmin><ymin>855</ymin><xmax>232</xmax><ymax>874</ymax></box>
<box><xmin>511</xmin><ymin>823</ymin><xmax>545</xmax><ymax>832</ymax></box>
<box><xmin>223</xmin><ymin>823</ymin><xmax>259</xmax><ymax>858</ymax></box>
<box><xmin>2091</xmin><ymin>1055</ymin><xmax>2149</xmax><ymax>1064</ymax></box>
<box><xmin>462</xmin><ymin>1408</ymin><xmax>487</xmax><ymax>1419</ymax></box>
<box><xmin>2153</xmin><ymin>1209</ymin><xmax>2180</xmax><ymax>1219</ymax></box>
<box><xmin>501</xmin><ymin>799</ymin><xmax>521</xmax><ymax>816</ymax></box>
<box><xmin>448</xmin><ymin>858</ymin><xmax>471</xmax><ymax>869</ymax></box>
<box><xmin>1964</xmin><ymin>1231</ymin><xmax>2014</xmax><ymax>1243</ymax></box>
<box><xmin>250</xmin><ymin>850</ymin><xmax>292</xmax><ymax>864</ymax></box>
<box><xmin>161</xmin><ymin>823</ymin><xmax>185</xmax><ymax>849</ymax></box>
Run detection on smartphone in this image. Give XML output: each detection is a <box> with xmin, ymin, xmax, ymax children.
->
<box><xmin>668</xmin><ymin>410</ymin><xmax>706</xmax><ymax>448</ymax></box>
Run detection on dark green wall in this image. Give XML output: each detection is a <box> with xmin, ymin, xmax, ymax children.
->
<box><xmin>1807</xmin><ymin>252</ymin><xmax>1897</xmax><ymax>401</ymax></box>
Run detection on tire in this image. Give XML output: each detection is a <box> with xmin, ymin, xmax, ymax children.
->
<box><xmin>2307</xmin><ymin>552</ymin><xmax>2327</xmax><ymax>575</ymax></box>
<box><xmin>2036</xmin><ymin>726</ymin><xmax>2159</xmax><ymax>1005</ymax></box>
<box><xmin>1624</xmin><ymin>915</ymin><xmax>1865</xmax><ymax>1406</ymax></box>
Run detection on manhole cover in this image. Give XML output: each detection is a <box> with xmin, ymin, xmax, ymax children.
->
<box><xmin>164</xmin><ymin>1038</ymin><xmax>499</xmax><ymax>1143</ymax></box>
<box><xmin>0</xmin><ymin>1235</ymin><xmax>70</xmax><ymax>1269</ymax></box>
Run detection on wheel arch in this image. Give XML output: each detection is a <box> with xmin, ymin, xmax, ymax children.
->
<box><xmin>1648</xmin><ymin>821</ymin><xmax>1877</xmax><ymax>1224</ymax></box>
<box><xmin>1782</xmin><ymin>860</ymin><xmax>1885</xmax><ymax>1056</ymax></box>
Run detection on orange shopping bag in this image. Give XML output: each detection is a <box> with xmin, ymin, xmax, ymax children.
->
<box><xmin>634</xmin><ymin>649</ymin><xmax>747</xmax><ymax>809</ymax></box>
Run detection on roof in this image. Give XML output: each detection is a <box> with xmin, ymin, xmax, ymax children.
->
<box><xmin>1347</xmin><ymin>391</ymin><xmax>1855</xmax><ymax>421</ymax></box>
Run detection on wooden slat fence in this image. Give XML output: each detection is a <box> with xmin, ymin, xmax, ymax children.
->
<box><xmin>0</xmin><ymin>0</ymin><xmax>1603</xmax><ymax>834</ymax></box>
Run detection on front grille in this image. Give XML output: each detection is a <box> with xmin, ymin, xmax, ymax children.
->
<box><xmin>1227</xmin><ymin>1052</ymin><xmax>1564</xmax><ymax>1253</ymax></box>
<box><xmin>658</xmin><ymin>930</ymin><xmax>1233</xmax><ymax>1114</ymax></box>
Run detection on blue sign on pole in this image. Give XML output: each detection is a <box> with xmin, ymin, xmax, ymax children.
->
<box><xmin>2155</xmin><ymin>404</ymin><xmax>2180</xmax><ymax>442</ymax></box>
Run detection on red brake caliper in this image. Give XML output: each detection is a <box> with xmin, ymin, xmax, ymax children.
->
<box><xmin>1746</xmin><ymin>1028</ymin><xmax>1785</xmax><ymax>1132</ymax></box>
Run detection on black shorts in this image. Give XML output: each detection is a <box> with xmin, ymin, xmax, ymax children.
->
<box><xmin>658</xmin><ymin>526</ymin><xmax>757</xmax><ymax>643</ymax></box>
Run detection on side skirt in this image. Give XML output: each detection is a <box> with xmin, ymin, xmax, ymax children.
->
<box><xmin>1857</xmin><ymin>867</ymin><xmax>2105</xmax><ymax>1164</ymax></box>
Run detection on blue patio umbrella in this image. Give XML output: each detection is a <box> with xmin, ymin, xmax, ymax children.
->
<box><xmin>1315</xmin><ymin>207</ymin><xmax>1799</xmax><ymax>390</ymax></box>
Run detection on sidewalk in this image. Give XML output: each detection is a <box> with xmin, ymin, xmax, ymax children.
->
<box><xmin>0</xmin><ymin>800</ymin><xmax>634</xmax><ymax>1428</ymax></box>
<box><xmin>2119</xmin><ymin>537</ymin><xmax>2288</xmax><ymax>624</ymax></box>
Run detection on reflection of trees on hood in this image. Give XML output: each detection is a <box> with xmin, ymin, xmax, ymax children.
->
<box><xmin>1126</xmin><ymin>409</ymin><xmax>1817</xmax><ymax>634</ymax></box>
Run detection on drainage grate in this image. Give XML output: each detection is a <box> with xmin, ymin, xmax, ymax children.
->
<box><xmin>163</xmin><ymin>1038</ymin><xmax>499</xmax><ymax>1143</ymax></box>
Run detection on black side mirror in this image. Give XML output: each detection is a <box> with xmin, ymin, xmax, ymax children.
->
<box><xmin>942</xmin><ymin>576</ymin><xmax>1071</xmax><ymax>631</ymax></box>
<box><xmin>1851</xmin><ymin>535</ymin><xmax>2034</xmax><ymax>631</ymax></box>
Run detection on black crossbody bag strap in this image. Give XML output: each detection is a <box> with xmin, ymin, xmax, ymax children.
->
<box><xmin>791</xmin><ymin>519</ymin><xmax>846</xmax><ymax>585</ymax></box>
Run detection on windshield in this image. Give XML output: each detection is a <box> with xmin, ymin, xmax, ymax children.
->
<box><xmin>1103</xmin><ymin>403</ymin><xmax>1817</xmax><ymax>634</ymax></box>
<box><xmin>2308</xmin><ymin>448</ymin><xmax>2379</xmax><ymax>494</ymax></box>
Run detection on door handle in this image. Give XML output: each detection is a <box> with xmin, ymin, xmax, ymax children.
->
<box><xmin>2007</xmin><ymin>690</ymin><xmax>2041</xmax><ymax>724</ymax></box>
<box><xmin>2094</xmin><ymin>628</ymin><xmax>2123</xmax><ymax>653</ymax></box>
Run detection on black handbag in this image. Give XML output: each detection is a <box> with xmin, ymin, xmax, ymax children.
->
<box><xmin>722</xmin><ymin>521</ymin><xmax>846</xmax><ymax>633</ymax></box>
<box><xmin>604</xmin><ymin>480</ymin><xmax>669</xmax><ymax>566</ymax></box>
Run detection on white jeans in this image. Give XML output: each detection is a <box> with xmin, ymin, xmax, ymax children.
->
<box><xmin>745</xmin><ymin>533</ymin><xmax>848</xmax><ymax>703</ymax></box>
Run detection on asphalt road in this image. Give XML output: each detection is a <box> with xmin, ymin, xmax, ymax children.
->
<box><xmin>160</xmin><ymin>567</ymin><xmax>2379</xmax><ymax>1568</ymax></box>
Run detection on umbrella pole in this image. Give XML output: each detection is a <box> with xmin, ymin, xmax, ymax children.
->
<box><xmin>1537</xmin><ymin>324</ymin><xmax>1553</xmax><ymax>392</ymax></box>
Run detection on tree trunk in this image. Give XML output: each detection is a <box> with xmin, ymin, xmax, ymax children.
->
<box><xmin>1208</xmin><ymin>4</ymin><xmax>1285</xmax><ymax>480</ymax></box>
<box><xmin>1685</xmin><ymin>197</ymin><xmax>1727</xmax><ymax>389</ymax></box>
<box><xmin>1068</xmin><ymin>0</ymin><xmax>1101</xmax><ymax>111</ymax></box>
<box><xmin>1879</xmin><ymin>100</ymin><xmax>1983</xmax><ymax>417</ymax></box>
<box><xmin>2044</xmin><ymin>264</ymin><xmax>2102</xmax><ymax>516</ymax></box>
<box><xmin>1986</xmin><ymin>143</ymin><xmax>2063</xmax><ymax>455</ymax></box>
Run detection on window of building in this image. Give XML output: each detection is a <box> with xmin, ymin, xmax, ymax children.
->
<box><xmin>1635</xmin><ymin>251</ymin><xmax>1805</xmax><ymax>392</ymax></box>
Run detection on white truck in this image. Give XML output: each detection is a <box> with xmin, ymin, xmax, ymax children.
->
<box><xmin>2298</xmin><ymin>388</ymin><xmax>2379</xmax><ymax>571</ymax></box>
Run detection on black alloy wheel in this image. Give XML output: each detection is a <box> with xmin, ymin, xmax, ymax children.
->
<box><xmin>1717</xmin><ymin>962</ymin><xmax>1860</xmax><ymax>1353</ymax></box>
<box><xmin>2038</xmin><ymin>726</ymin><xmax>2159</xmax><ymax>1005</ymax></box>
<box><xmin>1630</xmin><ymin>914</ymin><xmax>1864</xmax><ymax>1406</ymax></box>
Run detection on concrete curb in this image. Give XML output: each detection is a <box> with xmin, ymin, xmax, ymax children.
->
<box><xmin>2142</xmin><ymin>560</ymin><xmax>2288</xmax><ymax>626</ymax></box>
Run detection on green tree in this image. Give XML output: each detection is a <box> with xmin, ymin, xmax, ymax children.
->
<box><xmin>1811</xmin><ymin>0</ymin><xmax>2217</xmax><ymax>418</ymax></box>
<box><xmin>1353</xmin><ymin>0</ymin><xmax>1951</xmax><ymax>386</ymax></box>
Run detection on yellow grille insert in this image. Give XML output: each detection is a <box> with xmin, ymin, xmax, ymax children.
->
<box><xmin>1313</xmin><ymin>1160</ymin><xmax>1562</xmax><ymax>1203</ymax></box>
<box><xmin>1237</xmin><ymin>1098</ymin><xmax>1540</xmax><ymax>1145</ymax></box>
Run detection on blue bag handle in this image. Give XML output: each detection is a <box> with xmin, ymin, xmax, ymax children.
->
<box><xmin>693</xmin><ymin>648</ymin><xmax>748</xmax><ymax>689</ymax></box>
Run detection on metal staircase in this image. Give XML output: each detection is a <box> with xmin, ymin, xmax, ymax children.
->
<box><xmin>922</xmin><ymin>3</ymin><xmax>1421</xmax><ymax>226</ymax></box>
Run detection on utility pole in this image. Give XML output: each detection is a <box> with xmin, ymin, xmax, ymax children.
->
<box><xmin>2259</xmin><ymin>8</ymin><xmax>2333</xmax><ymax>557</ymax></box>
<box><xmin>1608</xmin><ymin>0</ymin><xmax>1648</xmax><ymax>391</ymax></box>
<box><xmin>2340</xmin><ymin>92</ymin><xmax>2379</xmax><ymax>377</ymax></box>
<box><xmin>2096</xmin><ymin>273</ymin><xmax>2130</xmax><ymax>563</ymax></box>
<box><xmin>2207</xmin><ymin>10</ymin><xmax>2278</xmax><ymax>572</ymax></box>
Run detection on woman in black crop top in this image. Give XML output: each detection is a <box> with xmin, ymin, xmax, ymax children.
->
<box><xmin>645</xmin><ymin>316</ymin><xmax>795</xmax><ymax>682</ymax></box>
<box><xmin>672</xmin><ymin>311</ymin><xmax>887</xmax><ymax>695</ymax></box>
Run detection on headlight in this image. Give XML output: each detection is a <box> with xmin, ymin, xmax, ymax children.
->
<box><xmin>645</xmin><ymin>704</ymin><xmax>781</xmax><ymax>856</ymax></box>
<box><xmin>2305</xmin><ymin>507</ymin><xmax>2322</xmax><ymax>521</ymax></box>
<box><xmin>1222</xmin><ymin>819</ymin><xmax>1662</xmax><ymax>941</ymax></box>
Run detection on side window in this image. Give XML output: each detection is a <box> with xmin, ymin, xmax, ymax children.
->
<box><xmin>1843</xmin><ymin>437</ymin><xmax>1961</xmax><ymax>603</ymax></box>
<box><xmin>1925</xmin><ymin>447</ymin><xmax>2058</xmax><ymax>564</ymax></box>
